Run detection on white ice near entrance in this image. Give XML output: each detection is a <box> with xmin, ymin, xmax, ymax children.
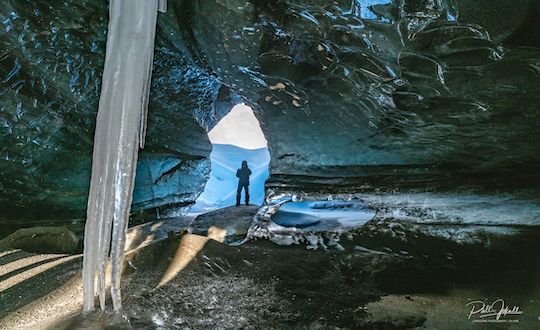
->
<box><xmin>191</xmin><ymin>104</ymin><xmax>270</xmax><ymax>212</ymax></box>
<box><xmin>208</xmin><ymin>103</ymin><xmax>268</xmax><ymax>150</ymax></box>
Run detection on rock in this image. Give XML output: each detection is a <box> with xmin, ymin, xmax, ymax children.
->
<box><xmin>0</xmin><ymin>226</ymin><xmax>79</xmax><ymax>254</ymax></box>
<box><xmin>207</xmin><ymin>226</ymin><xmax>228</xmax><ymax>243</ymax></box>
<box><xmin>362</xmin><ymin>295</ymin><xmax>427</xmax><ymax>329</ymax></box>
<box><xmin>190</xmin><ymin>205</ymin><xmax>259</xmax><ymax>241</ymax></box>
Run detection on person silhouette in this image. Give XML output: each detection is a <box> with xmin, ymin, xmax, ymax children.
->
<box><xmin>236</xmin><ymin>160</ymin><xmax>251</xmax><ymax>206</ymax></box>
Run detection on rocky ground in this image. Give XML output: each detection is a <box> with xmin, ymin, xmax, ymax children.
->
<box><xmin>1</xmin><ymin>206</ymin><xmax>540</xmax><ymax>329</ymax></box>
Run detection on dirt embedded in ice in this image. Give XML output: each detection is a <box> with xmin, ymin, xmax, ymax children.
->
<box><xmin>4</xmin><ymin>191</ymin><xmax>540</xmax><ymax>328</ymax></box>
<box><xmin>103</xmin><ymin>230</ymin><xmax>401</xmax><ymax>328</ymax></box>
<box><xmin>5</xmin><ymin>202</ymin><xmax>540</xmax><ymax>329</ymax></box>
<box><xmin>361</xmin><ymin>192</ymin><xmax>540</xmax><ymax>227</ymax></box>
<box><xmin>126</xmin><ymin>274</ymin><xmax>294</xmax><ymax>329</ymax></box>
<box><xmin>116</xmin><ymin>220</ymin><xmax>540</xmax><ymax>329</ymax></box>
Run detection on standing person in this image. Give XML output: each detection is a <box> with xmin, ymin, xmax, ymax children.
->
<box><xmin>236</xmin><ymin>160</ymin><xmax>251</xmax><ymax>206</ymax></box>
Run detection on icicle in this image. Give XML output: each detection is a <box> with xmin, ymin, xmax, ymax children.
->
<box><xmin>82</xmin><ymin>0</ymin><xmax>166</xmax><ymax>313</ymax></box>
<box><xmin>158</xmin><ymin>0</ymin><xmax>168</xmax><ymax>13</ymax></box>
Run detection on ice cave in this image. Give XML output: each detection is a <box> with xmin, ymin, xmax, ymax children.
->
<box><xmin>192</xmin><ymin>103</ymin><xmax>270</xmax><ymax>212</ymax></box>
<box><xmin>0</xmin><ymin>0</ymin><xmax>540</xmax><ymax>329</ymax></box>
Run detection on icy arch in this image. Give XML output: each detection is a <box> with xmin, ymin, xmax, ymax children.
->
<box><xmin>191</xmin><ymin>104</ymin><xmax>270</xmax><ymax>212</ymax></box>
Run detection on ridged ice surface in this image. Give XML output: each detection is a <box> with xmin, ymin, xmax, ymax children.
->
<box><xmin>0</xmin><ymin>0</ymin><xmax>233</xmax><ymax>222</ymax></box>
<box><xmin>246</xmin><ymin>190</ymin><xmax>540</xmax><ymax>248</ymax></box>
<box><xmin>185</xmin><ymin>0</ymin><xmax>540</xmax><ymax>188</ymax></box>
<box><xmin>0</xmin><ymin>1</ymin><xmax>539</xmax><ymax>225</ymax></box>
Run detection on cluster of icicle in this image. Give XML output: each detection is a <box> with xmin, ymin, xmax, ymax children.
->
<box><xmin>82</xmin><ymin>0</ymin><xmax>167</xmax><ymax>313</ymax></box>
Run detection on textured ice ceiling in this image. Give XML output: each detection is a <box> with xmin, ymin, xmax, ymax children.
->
<box><xmin>1</xmin><ymin>0</ymin><xmax>539</xmax><ymax>223</ymax></box>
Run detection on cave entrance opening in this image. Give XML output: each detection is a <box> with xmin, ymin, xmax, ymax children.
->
<box><xmin>190</xmin><ymin>103</ymin><xmax>270</xmax><ymax>213</ymax></box>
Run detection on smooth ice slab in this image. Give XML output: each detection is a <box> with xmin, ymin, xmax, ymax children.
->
<box><xmin>271</xmin><ymin>201</ymin><xmax>375</xmax><ymax>231</ymax></box>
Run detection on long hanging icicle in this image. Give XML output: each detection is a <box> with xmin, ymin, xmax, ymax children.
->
<box><xmin>82</xmin><ymin>0</ymin><xmax>167</xmax><ymax>313</ymax></box>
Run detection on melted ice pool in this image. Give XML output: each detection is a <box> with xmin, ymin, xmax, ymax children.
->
<box><xmin>270</xmin><ymin>201</ymin><xmax>375</xmax><ymax>231</ymax></box>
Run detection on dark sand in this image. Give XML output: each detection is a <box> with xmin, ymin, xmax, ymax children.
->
<box><xmin>2</xmin><ymin>206</ymin><xmax>540</xmax><ymax>329</ymax></box>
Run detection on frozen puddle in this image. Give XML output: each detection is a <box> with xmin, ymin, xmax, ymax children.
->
<box><xmin>270</xmin><ymin>201</ymin><xmax>375</xmax><ymax>232</ymax></box>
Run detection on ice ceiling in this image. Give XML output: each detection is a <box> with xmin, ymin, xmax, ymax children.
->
<box><xmin>1</xmin><ymin>0</ymin><xmax>539</xmax><ymax>223</ymax></box>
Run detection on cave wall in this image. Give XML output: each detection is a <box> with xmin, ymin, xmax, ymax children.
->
<box><xmin>184</xmin><ymin>0</ymin><xmax>540</xmax><ymax>190</ymax></box>
<box><xmin>1</xmin><ymin>0</ymin><xmax>539</xmax><ymax>224</ymax></box>
<box><xmin>0</xmin><ymin>0</ymin><xmax>238</xmax><ymax>223</ymax></box>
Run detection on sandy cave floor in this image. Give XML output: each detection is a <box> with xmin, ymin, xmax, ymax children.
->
<box><xmin>1</xmin><ymin>205</ymin><xmax>540</xmax><ymax>329</ymax></box>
